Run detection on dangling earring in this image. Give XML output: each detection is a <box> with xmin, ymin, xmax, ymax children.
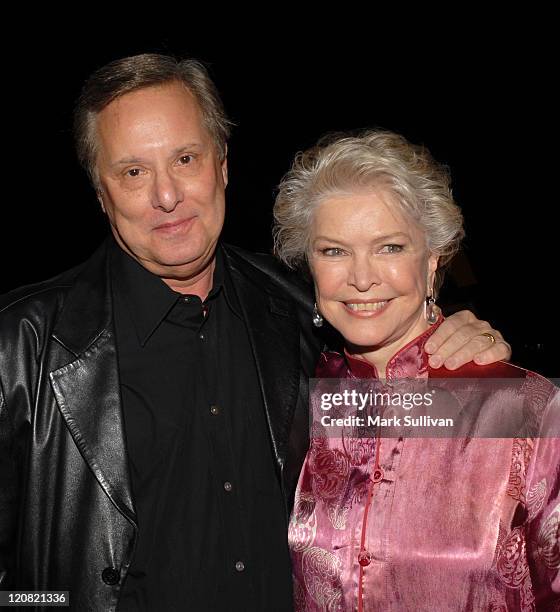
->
<box><xmin>312</xmin><ymin>303</ymin><xmax>323</xmax><ymax>327</ymax></box>
<box><xmin>425</xmin><ymin>295</ymin><xmax>438</xmax><ymax>325</ymax></box>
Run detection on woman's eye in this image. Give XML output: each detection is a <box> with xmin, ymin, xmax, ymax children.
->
<box><xmin>380</xmin><ymin>244</ymin><xmax>403</xmax><ymax>253</ymax></box>
<box><xmin>321</xmin><ymin>247</ymin><xmax>345</xmax><ymax>256</ymax></box>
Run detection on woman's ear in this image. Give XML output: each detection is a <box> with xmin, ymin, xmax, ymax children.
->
<box><xmin>427</xmin><ymin>253</ymin><xmax>439</xmax><ymax>290</ymax></box>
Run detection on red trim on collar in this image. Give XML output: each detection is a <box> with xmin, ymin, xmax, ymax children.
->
<box><xmin>343</xmin><ymin>314</ymin><xmax>445</xmax><ymax>379</ymax></box>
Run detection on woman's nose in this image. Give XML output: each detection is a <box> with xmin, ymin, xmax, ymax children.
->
<box><xmin>349</xmin><ymin>256</ymin><xmax>381</xmax><ymax>292</ymax></box>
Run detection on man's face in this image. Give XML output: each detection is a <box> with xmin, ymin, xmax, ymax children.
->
<box><xmin>96</xmin><ymin>81</ymin><xmax>228</xmax><ymax>279</ymax></box>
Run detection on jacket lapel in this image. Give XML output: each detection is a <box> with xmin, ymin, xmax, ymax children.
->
<box><xmin>48</xmin><ymin>238</ymin><xmax>305</xmax><ymax>522</ymax></box>
<box><xmin>223</xmin><ymin>247</ymin><xmax>302</xmax><ymax>473</ymax></box>
<box><xmin>50</xmin><ymin>239</ymin><xmax>136</xmax><ymax>526</ymax></box>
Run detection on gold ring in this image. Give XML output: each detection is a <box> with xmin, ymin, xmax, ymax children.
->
<box><xmin>480</xmin><ymin>332</ymin><xmax>496</xmax><ymax>344</ymax></box>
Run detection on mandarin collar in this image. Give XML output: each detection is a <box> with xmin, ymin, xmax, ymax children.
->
<box><xmin>343</xmin><ymin>315</ymin><xmax>445</xmax><ymax>379</ymax></box>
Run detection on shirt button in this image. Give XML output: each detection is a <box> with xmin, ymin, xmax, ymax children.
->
<box><xmin>223</xmin><ymin>481</ymin><xmax>233</xmax><ymax>492</ymax></box>
<box><xmin>182</xmin><ymin>296</ymin><xmax>191</xmax><ymax>303</ymax></box>
<box><xmin>101</xmin><ymin>567</ymin><xmax>120</xmax><ymax>585</ymax></box>
<box><xmin>358</xmin><ymin>551</ymin><xmax>371</xmax><ymax>567</ymax></box>
<box><xmin>210</xmin><ymin>405</ymin><xmax>220</xmax><ymax>416</ymax></box>
<box><xmin>235</xmin><ymin>561</ymin><xmax>245</xmax><ymax>572</ymax></box>
<box><xmin>199</xmin><ymin>333</ymin><xmax>205</xmax><ymax>341</ymax></box>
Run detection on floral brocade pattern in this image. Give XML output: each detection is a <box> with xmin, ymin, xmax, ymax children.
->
<box><xmin>289</xmin><ymin>320</ymin><xmax>560</xmax><ymax>611</ymax></box>
<box><xmin>507</xmin><ymin>438</ymin><xmax>534</xmax><ymax>503</ymax></box>
<box><xmin>534</xmin><ymin>504</ymin><xmax>560</xmax><ymax>571</ymax></box>
<box><xmin>301</xmin><ymin>547</ymin><xmax>344</xmax><ymax>611</ymax></box>
<box><xmin>288</xmin><ymin>435</ymin><xmax>376</xmax><ymax>610</ymax></box>
<box><xmin>496</xmin><ymin>527</ymin><xmax>530</xmax><ymax>588</ymax></box>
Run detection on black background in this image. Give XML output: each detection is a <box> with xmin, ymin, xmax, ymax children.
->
<box><xmin>4</xmin><ymin>30</ymin><xmax>556</xmax><ymax>375</ymax></box>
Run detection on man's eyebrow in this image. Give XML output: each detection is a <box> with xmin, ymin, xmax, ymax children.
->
<box><xmin>171</xmin><ymin>143</ymin><xmax>204</xmax><ymax>155</ymax></box>
<box><xmin>112</xmin><ymin>157</ymin><xmax>143</xmax><ymax>167</ymax></box>
<box><xmin>112</xmin><ymin>143</ymin><xmax>205</xmax><ymax>167</ymax></box>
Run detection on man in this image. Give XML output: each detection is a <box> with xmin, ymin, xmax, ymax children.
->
<box><xmin>0</xmin><ymin>54</ymin><xmax>511</xmax><ymax>611</ymax></box>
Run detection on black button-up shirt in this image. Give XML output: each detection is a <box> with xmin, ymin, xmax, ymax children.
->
<box><xmin>110</xmin><ymin>239</ymin><xmax>292</xmax><ymax>611</ymax></box>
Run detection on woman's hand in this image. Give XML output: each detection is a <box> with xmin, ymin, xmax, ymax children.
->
<box><xmin>424</xmin><ymin>310</ymin><xmax>511</xmax><ymax>369</ymax></box>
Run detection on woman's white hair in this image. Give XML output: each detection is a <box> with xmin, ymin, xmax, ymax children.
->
<box><xmin>272</xmin><ymin>129</ymin><xmax>465</xmax><ymax>295</ymax></box>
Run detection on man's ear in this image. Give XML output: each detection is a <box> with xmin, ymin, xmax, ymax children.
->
<box><xmin>221</xmin><ymin>145</ymin><xmax>228</xmax><ymax>187</ymax></box>
<box><xmin>97</xmin><ymin>191</ymin><xmax>106</xmax><ymax>214</ymax></box>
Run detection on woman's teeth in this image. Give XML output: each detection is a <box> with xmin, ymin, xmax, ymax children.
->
<box><xmin>345</xmin><ymin>301</ymin><xmax>388</xmax><ymax>312</ymax></box>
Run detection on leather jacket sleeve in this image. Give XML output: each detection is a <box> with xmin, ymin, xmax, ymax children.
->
<box><xmin>0</xmin><ymin>241</ymin><xmax>325</xmax><ymax>605</ymax></box>
<box><xmin>0</xmin><ymin>379</ymin><xmax>18</xmax><ymax>588</ymax></box>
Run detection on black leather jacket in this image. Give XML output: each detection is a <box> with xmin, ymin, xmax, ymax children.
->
<box><xmin>0</xmin><ymin>239</ymin><xmax>322</xmax><ymax>610</ymax></box>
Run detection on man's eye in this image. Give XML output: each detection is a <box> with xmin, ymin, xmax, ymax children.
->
<box><xmin>380</xmin><ymin>244</ymin><xmax>403</xmax><ymax>253</ymax></box>
<box><xmin>126</xmin><ymin>168</ymin><xmax>142</xmax><ymax>178</ymax></box>
<box><xmin>178</xmin><ymin>154</ymin><xmax>194</xmax><ymax>165</ymax></box>
<box><xmin>321</xmin><ymin>247</ymin><xmax>345</xmax><ymax>256</ymax></box>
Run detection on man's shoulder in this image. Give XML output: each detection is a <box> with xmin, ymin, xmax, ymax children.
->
<box><xmin>0</xmin><ymin>264</ymin><xmax>82</xmax><ymax>319</ymax></box>
<box><xmin>0</xmin><ymin>264</ymin><xmax>85</xmax><ymax>362</ymax></box>
<box><xmin>222</xmin><ymin>243</ymin><xmax>305</xmax><ymax>285</ymax></box>
<box><xmin>222</xmin><ymin>243</ymin><xmax>313</xmax><ymax>312</ymax></box>
<box><xmin>0</xmin><ymin>237</ymin><xmax>110</xmax><ymax>333</ymax></box>
<box><xmin>1</xmin><ymin>238</ymin><xmax>110</xmax><ymax>316</ymax></box>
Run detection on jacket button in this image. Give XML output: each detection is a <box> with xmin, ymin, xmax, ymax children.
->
<box><xmin>101</xmin><ymin>567</ymin><xmax>120</xmax><ymax>585</ymax></box>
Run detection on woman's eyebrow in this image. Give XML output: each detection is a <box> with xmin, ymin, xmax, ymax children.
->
<box><xmin>313</xmin><ymin>232</ymin><xmax>410</xmax><ymax>244</ymax></box>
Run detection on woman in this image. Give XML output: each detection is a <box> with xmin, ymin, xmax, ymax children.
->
<box><xmin>273</xmin><ymin>131</ymin><xmax>559</xmax><ymax>611</ymax></box>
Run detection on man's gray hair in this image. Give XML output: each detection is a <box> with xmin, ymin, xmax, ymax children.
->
<box><xmin>273</xmin><ymin>129</ymin><xmax>465</xmax><ymax>295</ymax></box>
<box><xmin>73</xmin><ymin>53</ymin><xmax>232</xmax><ymax>191</ymax></box>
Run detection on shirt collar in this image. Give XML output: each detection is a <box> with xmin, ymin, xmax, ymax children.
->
<box><xmin>343</xmin><ymin>314</ymin><xmax>445</xmax><ymax>379</ymax></box>
<box><xmin>110</xmin><ymin>238</ymin><xmax>239</xmax><ymax>347</ymax></box>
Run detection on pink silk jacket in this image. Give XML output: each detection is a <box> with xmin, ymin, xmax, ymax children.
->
<box><xmin>288</xmin><ymin>319</ymin><xmax>559</xmax><ymax>611</ymax></box>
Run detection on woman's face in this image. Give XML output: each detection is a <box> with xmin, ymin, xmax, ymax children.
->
<box><xmin>309</xmin><ymin>188</ymin><xmax>438</xmax><ymax>358</ymax></box>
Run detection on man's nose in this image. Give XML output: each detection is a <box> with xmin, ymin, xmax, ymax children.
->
<box><xmin>349</xmin><ymin>255</ymin><xmax>381</xmax><ymax>292</ymax></box>
<box><xmin>151</xmin><ymin>169</ymin><xmax>183</xmax><ymax>212</ymax></box>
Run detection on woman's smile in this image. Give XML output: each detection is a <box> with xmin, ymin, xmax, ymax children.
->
<box><xmin>342</xmin><ymin>299</ymin><xmax>393</xmax><ymax>317</ymax></box>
